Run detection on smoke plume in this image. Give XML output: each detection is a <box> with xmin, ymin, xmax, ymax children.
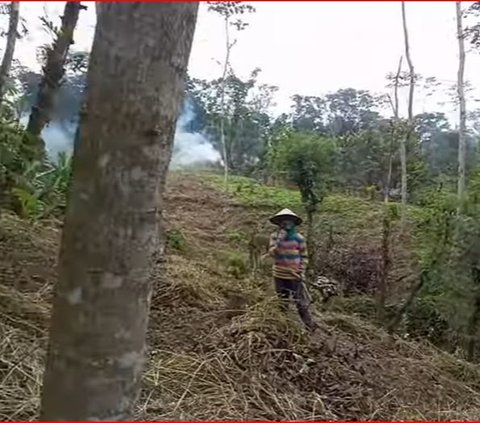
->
<box><xmin>20</xmin><ymin>103</ymin><xmax>221</xmax><ymax>167</ymax></box>
<box><xmin>170</xmin><ymin>100</ymin><xmax>220</xmax><ymax>169</ymax></box>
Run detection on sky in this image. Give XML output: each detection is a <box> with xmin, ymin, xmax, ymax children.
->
<box><xmin>9</xmin><ymin>1</ymin><xmax>480</xmax><ymax>125</ymax></box>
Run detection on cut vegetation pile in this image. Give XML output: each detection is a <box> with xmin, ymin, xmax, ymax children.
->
<box><xmin>1</xmin><ymin>172</ymin><xmax>480</xmax><ymax>421</ymax></box>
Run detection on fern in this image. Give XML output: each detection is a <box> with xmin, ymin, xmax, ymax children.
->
<box><xmin>11</xmin><ymin>187</ymin><xmax>46</xmax><ymax>219</ymax></box>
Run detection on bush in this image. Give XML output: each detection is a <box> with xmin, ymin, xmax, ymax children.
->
<box><xmin>0</xmin><ymin>112</ymin><xmax>71</xmax><ymax>220</ymax></box>
<box><xmin>166</xmin><ymin>229</ymin><xmax>187</xmax><ymax>252</ymax></box>
<box><xmin>227</xmin><ymin>230</ymin><xmax>246</xmax><ymax>243</ymax></box>
<box><xmin>0</xmin><ymin>120</ymin><xmax>34</xmax><ymax>208</ymax></box>
<box><xmin>219</xmin><ymin>251</ymin><xmax>248</xmax><ymax>279</ymax></box>
<box><xmin>316</xmin><ymin>243</ymin><xmax>382</xmax><ymax>296</ymax></box>
<box><xmin>10</xmin><ymin>152</ymin><xmax>72</xmax><ymax>220</ymax></box>
<box><xmin>405</xmin><ymin>297</ymin><xmax>449</xmax><ymax>346</ymax></box>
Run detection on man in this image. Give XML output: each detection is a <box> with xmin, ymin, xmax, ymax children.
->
<box><xmin>268</xmin><ymin>208</ymin><xmax>316</xmax><ymax>331</ymax></box>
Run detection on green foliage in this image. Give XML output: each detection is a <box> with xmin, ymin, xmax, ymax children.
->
<box><xmin>0</xmin><ymin>114</ymin><xmax>72</xmax><ymax>219</ymax></box>
<box><xmin>0</xmin><ymin>120</ymin><xmax>29</xmax><ymax>187</ymax></box>
<box><xmin>166</xmin><ymin>229</ymin><xmax>187</xmax><ymax>252</ymax></box>
<box><xmin>205</xmin><ymin>173</ymin><xmax>301</xmax><ymax>209</ymax></box>
<box><xmin>227</xmin><ymin>230</ymin><xmax>246</xmax><ymax>243</ymax></box>
<box><xmin>207</xmin><ymin>1</ymin><xmax>255</xmax><ymax>25</ymax></box>
<box><xmin>11</xmin><ymin>186</ymin><xmax>46</xmax><ymax>219</ymax></box>
<box><xmin>405</xmin><ymin>297</ymin><xmax>449</xmax><ymax>345</ymax></box>
<box><xmin>217</xmin><ymin>250</ymin><xmax>248</xmax><ymax>279</ymax></box>
<box><xmin>290</xmin><ymin>89</ymin><xmax>382</xmax><ymax>136</ymax></box>
<box><xmin>14</xmin><ymin>153</ymin><xmax>72</xmax><ymax>219</ymax></box>
<box><xmin>336</xmin><ymin>125</ymin><xmax>393</xmax><ymax>193</ymax></box>
<box><xmin>268</xmin><ymin>131</ymin><xmax>337</xmax><ymax>211</ymax></box>
<box><xmin>466</xmin><ymin>2</ymin><xmax>480</xmax><ymax>49</ymax></box>
<box><xmin>187</xmin><ymin>69</ymin><xmax>276</xmax><ymax>173</ymax></box>
<box><xmin>0</xmin><ymin>117</ymin><xmax>48</xmax><ymax>211</ymax></box>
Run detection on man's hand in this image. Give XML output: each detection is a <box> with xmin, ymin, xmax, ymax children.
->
<box><xmin>269</xmin><ymin>229</ymin><xmax>287</xmax><ymax>256</ymax></box>
<box><xmin>277</xmin><ymin>229</ymin><xmax>287</xmax><ymax>241</ymax></box>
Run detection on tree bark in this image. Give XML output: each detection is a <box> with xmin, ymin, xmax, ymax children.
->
<box><xmin>40</xmin><ymin>3</ymin><xmax>198</xmax><ymax>420</ymax></box>
<box><xmin>384</xmin><ymin>56</ymin><xmax>402</xmax><ymax>204</ymax></box>
<box><xmin>26</xmin><ymin>2</ymin><xmax>84</xmax><ymax>140</ymax></box>
<box><xmin>456</xmin><ymin>1</ymin><xmax>467</xmax><ymax>214</ymax></box>
<box><xmin>377</xmin><ymin>210</ymin><xmax>391</xmax><ymax>322</ymax></box>
<box><xmin>466</xmin><ymin>294</ymin><xmax>480</xmax><ymax>361</ymax></box>
<box><xmin>401</xmin><ymin>2</ymin><xmax>415</xmax><ymax>207</ymax></box>
<box><xmin>306</xmin><ymin>207</ymin><xmax>315</xmax><ymax>280</ymax></box>
<box><xmin>0</xmin><ymin>1</ymin><xmax>20</xmax><ymax>105</ymax></box>
<box><xmin>219</xmin><ymin>15</ymin><xmax>232</xmax><ymax>188</ymax></box>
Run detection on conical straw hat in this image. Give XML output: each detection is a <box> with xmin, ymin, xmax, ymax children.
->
<box><xmin>269</xmin><ymin>208</ymin><xmax>303</xmax><ymax>226</ymax></box>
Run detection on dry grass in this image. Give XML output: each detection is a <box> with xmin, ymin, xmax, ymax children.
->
<box><xmin>139</xmin><ymin>296</ymin><xmax>480</xmax><ymax>421</ymax></box>
<box><xmin>0</xmin><ymin>285</ymin><xmax>49</xmax><ymax>421</ymax></box>
<box><xmin>2</xmin><ymin>174</ymin><xmax>480</xmax><ymax>421</ymax></box>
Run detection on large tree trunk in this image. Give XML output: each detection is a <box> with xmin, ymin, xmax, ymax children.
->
<box><xmin>456</xmin><ymin>1</ymin><xmax>467</xmax><ymax>213</ymax></box>
<box><xmin>40</xmin><ymin>3</ymin><xmax>198</xmax><ymax>420</ymax></box>
<box><xmin>0</xmin><ymin>1</ymin><xmax>20</xmax><ymax>105</ymax></box>
<box><xmin>26</xmin><ymin>2</ymin><xmax>84</xmax><ymax>141</ymax></box>
<box><xmin>401</xmin><ymin>2</ymin><xmax>415</xmax><ymax>207</ymax></box>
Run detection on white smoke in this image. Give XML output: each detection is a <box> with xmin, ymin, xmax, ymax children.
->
<box><xmin>19</xmin><ymin>114</ymin><xmax>76</xmax><ymax>161</ymax></box>
<box><xmin>170</xmin><ymin>100</ymin><xmax>220</xmax><ymax>169</ymax></box>
<box><xmin>20</xmin><ymin>102</ymin><xmax>221</xmax><ymax>167</ymax></box>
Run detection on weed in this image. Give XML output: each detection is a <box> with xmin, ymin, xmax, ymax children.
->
<box><xmin>227</xmin><ymin>230</ymin><xmax>246</xmax><ymax>243</ymax></box>
<box><xmin>166</xmin><ymin>228</ymin><xmax>186</xmax><ymax>252</ymax></box>
<box><xmin>219</xmin><ymin>250</ymin><xmax>248</xmax><ymax>279</ymax></box>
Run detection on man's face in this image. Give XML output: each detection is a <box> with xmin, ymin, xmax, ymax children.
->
<box><xmin>280</xmin><ymin>219</ymin><xmax>294</xmax><ymax>230</ymax></box>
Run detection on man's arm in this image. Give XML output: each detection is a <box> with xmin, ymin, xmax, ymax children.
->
<box><xmin>268</xmin><ymin>232</ymin><xmax>278</xmax><ymax>256</ymax></box>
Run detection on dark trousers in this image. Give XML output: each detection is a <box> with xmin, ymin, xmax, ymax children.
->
<box><xmin>274</xmin><ymin>278</ymin><xmax>315</xmax><ymax>330</ymax></box>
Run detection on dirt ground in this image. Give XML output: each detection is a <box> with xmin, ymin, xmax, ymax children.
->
<box><xmin>1</xmin><ymin>172</ymin><xmax>480</xmax><ymax>421</ymax></box>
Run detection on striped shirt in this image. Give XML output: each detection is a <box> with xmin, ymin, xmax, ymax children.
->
<box><xmin>269</xmin><ymin>231</ymin><xmax>308</xmax><ymax>280</ymax></box>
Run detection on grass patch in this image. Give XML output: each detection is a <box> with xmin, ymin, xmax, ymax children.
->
<box><xmin>166</xmin><ymin>228</ymin><xmax>187</xmax><ymax>252</ymax></box>
<box><xmin>203</xmin><ymin>173</ymin><xmax>302</xmax><ymax>210</ymax></box>
<box><xmin>217</xmin><ymin>250</ymin><xmax>249</xmax><ymax>279</ymax></box>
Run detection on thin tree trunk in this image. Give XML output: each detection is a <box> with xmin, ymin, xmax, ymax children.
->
<box><xmin>26</xmin><ymin>2</ymin><xmax>85</xmax><ymax>140</ymax></box>
<box><xmin>387</xmin><ymin>273</ymin><xmax>425</xmax><ymax>334</ymax></box>
<box><xmin>401</xmin><ymin>2</ymin><xmax>415</xmax><ymax>207</ymax></box>
<box><xmin>40</xmin><ymin>3</ymin><xmax>198</xmax><ymax>420</ymax></box>
<box><xmin>456</xmin><ymin>1</ymin><xmax>467</xmax><ymax>214</ymax></box>
<box><xmin>377</xmin><ymin>209</ymin><xmax>391</xmax><ymax>322</ymax></box>
<box><xmin>306</xmin><ymin>207</ymin><xmax>314</xmax><ymax>281</ymax></box>
<box><xmin>388</xmin><ymin>214</ymin><xmax>451</xmax><ymax>334</ymax></box>
<box><xmin>385</xmin><ymin>56</ymin><xmax>402</xmax><ymax>204</ymax></box>
<box><xmin>219</xmin><ymin>16</ymin><xmax>231</xmax><ymax>188</ymax></box>
<box><xmin>466</xmin><ymin>294</ymin><xmax>480</xmax><ymax>361</ymax></box>
<box><xmin>0</xmin><ymin>1</ymin><xmax>20</xmax><ymax>105</ymax></box>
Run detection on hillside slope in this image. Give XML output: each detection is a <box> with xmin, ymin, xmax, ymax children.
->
<box><xmin>1</xmin><ymin>172</ymin><xmax>480</xmax><ymax>421</ymax></box>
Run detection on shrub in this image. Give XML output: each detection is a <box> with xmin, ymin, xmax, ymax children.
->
<box><xmin>166</xmin><ymin>229</ymin><xmax>187</xmax><ymax>252</ymax></box>
<box><xmin>219</xmin><ymin>251</ymin><xmax>248</xmax><ymax>279</ymax></box>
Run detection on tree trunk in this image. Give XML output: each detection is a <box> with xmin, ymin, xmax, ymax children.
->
<box><xmin>376</xmin><ymin>209</ymin><xmax>391</xmax><ymax>322</ymax></box>
<box><xmin>456</xmin><ymin>1</ymin><xmax>467</xmax><ymax>214</ymax></box>
<box><xmin>40</xmin><ymin>3</ymin><xmax>198</xmax><ymax>420</ymax></box>
<box><xmin>219</xmin><ymin>16</ymin><xmax>231</xmax><ymax>188</ymax></box>
<box><xmin>388</xmin><ymin>214</ymin><xmax>451</xmax><ymax>334</ymax></box>
<box><xmin>384</xmin><ymin>56</ymin><xmax>402</xmax><ymax>204</ymax></box>
<box><xmin>466</xmin><ymin>294</ymin><xmax>480</xmax><ymax>361</ymax></box>
<box><xmin>26</xmin><ymin>2</ymin><xmax>84</xmax><ymax>140</ymax></box>
<box><xmin>306</xmin><ymin>207</ymin><xmax>315</xmax><ymax>281</ymax></box>
<box><xmin>0</xmin><ymin>1</ymin><xmax>20</xmax><ymax>105</ymax></box>
<box><xmin>387</xmin><ymin>273</ymin><xmax>425</xmax><ymax>334</ymax></box>
<box><xmin>401</xmin><ymin>2</ymin><xmax>415</xmax><ymax>207</ymax></box>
